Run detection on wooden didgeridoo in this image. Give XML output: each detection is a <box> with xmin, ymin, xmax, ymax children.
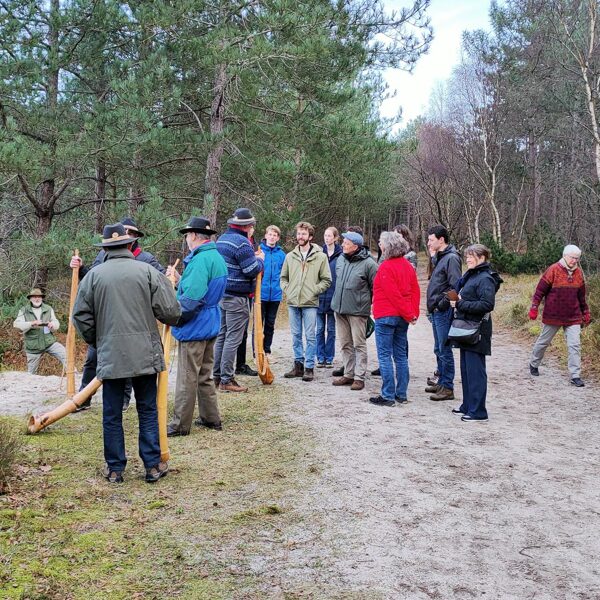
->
<box><xmin>253</xmin><ymin>271</ymin><xmax>274</xmax><ymax>385</ymax></box>
<box><xmin>156</xmin><ymin>259</ymin><xmax>180</xmax><ymax>462</ymax></box>
<box><xmin>65</xmin><ymin>249</ymin><xmax>80</xmax><ymax>396</ymax></box>
<box><xmin>27</xmin><ymin>377</ymin><xmax>102</xmax><ymax>434</ymax></box>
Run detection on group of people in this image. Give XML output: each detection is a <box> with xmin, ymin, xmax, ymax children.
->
<box><xmin>13</xmin><ymin>208</ymin><xmax>592</xmax><ymax>483</ymax></box>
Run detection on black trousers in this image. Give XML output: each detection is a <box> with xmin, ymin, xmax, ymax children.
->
<box><xmin>261</xmin><ymin>301</ymin><xmax>280</xmax><ymax>353</ymax></box>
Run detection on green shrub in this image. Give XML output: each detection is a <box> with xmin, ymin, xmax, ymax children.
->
<box><xmin>0</xmin><ymin>418</ymin><xmax>23</xmax><ymax>494</ymax></box>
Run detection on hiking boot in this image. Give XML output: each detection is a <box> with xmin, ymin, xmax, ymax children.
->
<box><xmin>167</xmin><ymin>425</ymin><xmax>189</xmax><ymax>437</ymax></box>
<box><xmin>426</xmin><ymin>376</ymin><xmax>438</xmax><ymax>387</ymax></box>
<box><xmin>425</xmin><ymin>384</ymin><xmax>440</xmax><ymax>393</ymax></box>
<box><xmin>369</xmin><ymin>395</ymin><xmax>395</xmax><ymax>407</ymax></box>
<box><xmin>102</xmin><ymin>463</ymin><xmax>124</xmax><ymax>484</ymax></box>
<box><xmin>284</xmin><ymin>361</ymin><xmax>305</xmax><ymax>378</ymax></box>
<box><xmin>529</xmin><ymin>364</ymin><xmax>539</xmax><ymax>376</ymax></box>
<box><xmin>332</xmin><ymin>376</ymin><xmax>354</xmax><ymax>386</ymax></box>
<box><xmin>430</xmin><ymin>386</ymin><xmax>455</xmax><ymax>401</ymax></box>
<box><xmin>571</xmin><ymin>377</ymin><xmax>585</xmax><ymax>387</ymax></box>
<box><xmin>332</xmin><ymin>367</ymin><xmax>344</xmax><ymax>377</ymax></box>
<box><xmin>371</xmin><ymin>368</ymin><xmax>381</xmax><ymax>377</ymax></box>
<box><xmin>302</xmin><ymin>368</ymin><xmax>314</xmax><ymax>382</ymax></box>
<box><xmin>236</xmin><ymin>364</ymin><xmax>258</xmax><ymax>376</ymax></box>
<box><xmin>219</xmin><ymin>379</ymin><xmax>248</xmax><ymax>392</ymax></box>
<box><xmin>145</xmin><ymin>461</ymin><xmax>169</xmax><ymax>483</ymax></box>
<box><xmin>350</xmin><ymin>380</ymin><xmax>365</xmax><ymax>391</ymax></box>
<box><xmin>194</xmin><ymin>417</ymin><xmax>223</xmax><ymax>431</ymax></box>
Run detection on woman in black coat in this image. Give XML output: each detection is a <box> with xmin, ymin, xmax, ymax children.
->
<box><xmin>449</xmin><ymin>244</ymin><xmax>503</xmax><ymax>422</ymax></box>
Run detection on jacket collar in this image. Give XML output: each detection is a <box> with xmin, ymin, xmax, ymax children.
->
<box><xmin>184</xmin><ymin>241</ymin><xmax>217</xmax><ymax>265</ymax></box>
<box><xmin>291</xmin><ymin>242</ymin><xmax>320</xmax><ymax>260</ymax></box>
<box><xmin>104</xmin><ymin>248</ymin><xmax>135</xmax><ymax>261</ymax></box>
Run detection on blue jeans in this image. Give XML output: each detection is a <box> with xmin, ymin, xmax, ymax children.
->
<box><xmin>288</xmin><ymin>306</ymin><xmax>318</xmax><ymax>369</ymax></box>
<box><xmin>458</xmin><ymin>349</ymin><xmax>488</xmax><ymax>419</ymax></box>
<box><xmin>427</xmin><ymin>313</ymin><xmax>441</xmax><ymax>374</ymax></box>
<box><xmin>431</xmin><ymin>308</ymin><xmax>455</xmax><ymax>390</ymax></box>
<box><xmin>316</xmin><ymin>311</ymin><xmax>336</xmax><ymax>363</ymax></box>
<box><xmin>102</xmin><ymin>374</ymin><xmax>160</xmax><ymax>472</ymax></box>
<box><xmin>375</xmin><ymin>316</ymin><xmax>409</xmax><ymax>400</ymax></box>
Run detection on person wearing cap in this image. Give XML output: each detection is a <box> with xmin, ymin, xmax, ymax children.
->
<box><xmin>213</xmin><ymin>208</ymin><xmax>264</xmax><ymax>393</ymax></box>
<box><xmin>13</xmin><ymin>289</ymin><xmax>67</xmax><ymax>374</ymax></box>
<box><xmin>330</xmin><ymin>231</ymin><xmax>378</xmax><ymax>391</ymax></box>
<box><xmin>280</xmin><ymin>221</ymin><xmax>332</xmax><ymax>382</ymax></box>
<box><xmin>72</xmin><ymin>223</ymin><xmax>181</xmax><ymax>484</ymax></box>
<box><xmin>165</xmin><ymin>217</ymin><xmax>228</xmax><ymax>436</ymax></box>
<box><xmin>69</xmin><ymin>217</ymin><xmax>165</xmax><ymax>411</ymax></box>
<box><xmin>529</xmin><ymin>244</ymin><xmax>591</xmax><ymax>387</ymax></box>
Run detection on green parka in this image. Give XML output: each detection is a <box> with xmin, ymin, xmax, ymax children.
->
<box><xmin>331</xmin><ymin>247</ymin><xmax>378</xmax><ymax>316</ymax></box>
<box><xmin>280</xmin><ymin>243</ymin><xmax>332</xmax><ymax>307</ymax></box>
<box><xmin>72</xmin><ymin>248</ymin><xmax>181</xmax><ymax>380</ymax></box>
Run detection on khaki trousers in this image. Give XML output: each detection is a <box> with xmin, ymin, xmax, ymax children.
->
<box><xmin>335</xmin><ymin>313</ymin><xmax>368</xmax><ymax>381</ymax></box>
<box><xmin>26</xmin><ymin>342</ymin><xmax>67</xmax><ymax>375</ymax></box>
<box><xmin>170</xmin><ymin>338</ymin><xmax>221</xmax><ymax>433</ymax></box>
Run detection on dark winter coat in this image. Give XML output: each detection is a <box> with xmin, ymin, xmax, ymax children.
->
<box><xmin>72</xmin><ymin>247</ymin><xmax>181</xmax><ymax>379</ymax></box>
<box><xmin>450</xmin><ymin>262</ymin><xmax>503</xmax><ymax>356</ymax></box>
<box><xmin>426</xmin><ymin>244</ymin><xmax>463</xmax><ymax>313</ymax></box>
<box><xmin>330</xmin><ymin>246</ymin><xmax>378</xmax><ymax>316</ymax></box>
<box><xmin>79</xmin><ymin>241</ymin><xmax>165</xmax><ymax>279</ymax></box>
<box><xmin>318</xmin><ymin>243</ymin><xmax>343</xmax><ymax>314</ymax></box>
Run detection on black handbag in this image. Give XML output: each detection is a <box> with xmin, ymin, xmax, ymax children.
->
<box><xmin>447</xmin><ymin>317</ymin><xmax>482</xmax><ymax>345</ymax></box>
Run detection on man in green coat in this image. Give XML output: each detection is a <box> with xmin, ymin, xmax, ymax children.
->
<box><xmin>13</xmin><ymin>288</ymin><xmax>67</xmax><ymax>374</ymax></box>
<box><xmin>73</xmin><ymin>223</ymin><xmax>181</xmax><ymax>484</ymax></box>
<box><xmin>280</xmin><ymin>221</ymin><xmax>331</xmax><ymax>382</ymax></box>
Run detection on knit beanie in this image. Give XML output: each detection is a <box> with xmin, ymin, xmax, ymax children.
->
<box><xmin>563</xmin><ymin>244</ymin><xmax>582</xmax><ymax>257</ymax></box>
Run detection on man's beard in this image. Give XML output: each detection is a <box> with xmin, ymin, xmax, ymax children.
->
<box><xmin>297</xmin><ymin>238</ymin><xmax>309</xmax><ymax>247</ymax></box>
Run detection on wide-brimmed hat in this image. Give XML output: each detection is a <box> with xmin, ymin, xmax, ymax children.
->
<box><xmin>94</xmin><ymin>223</ymin><xmax>137</xmax><ymax>248</ymax></box>
<box><xmin>179</xmin><ymin>216</ymin><xmax>217</xmax><ymax>236</ymax></box>
<box><xmin>27</xmin><ymin>288</ymin><xmax>45</xmax><ymax>299</ymax></box>
<box><xmin>120</xmin><ymin>217</ymin><xmax>144</xmax><ymax>237</ymax></box>
<box><xmin>227</xmin><ymin>208</ymin><xmax>256</xmax><ymax>226</ymax></box>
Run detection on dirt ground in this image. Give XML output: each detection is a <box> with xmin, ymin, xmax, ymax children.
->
<box><xmin>2</xmin><ymin>291</ymin><xmax>599</xmax><ymax>598</ymax></box>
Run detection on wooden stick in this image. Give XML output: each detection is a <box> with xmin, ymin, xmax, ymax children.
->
<box><xmin>66</xmin><ymin>249</ymin><xmax>79</xmax><ymax>397</ymax></box>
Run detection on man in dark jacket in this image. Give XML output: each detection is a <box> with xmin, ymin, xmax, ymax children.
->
<box><xmin>214</xmin><ymin>208</ymin><xmax>264</xmax><ymax>392</ymax></box>
<box><xmin>330</xmin><ymin>231</ymin><xmax>378</xmax><ymax>391</ymax></box>
<box><xmin>425</xmin><ymin>225</ymin><xmax>462</xmax><ymax>401</ymax></box>
<box><xmin>72</xmin><ymin>223</ymin><xmax>181</xmax><ymax>484</ymax></box>
<box><xmin>69</xmin><ymin>217</ymin><xmax>165</xmax><ymax>411</ymax></box>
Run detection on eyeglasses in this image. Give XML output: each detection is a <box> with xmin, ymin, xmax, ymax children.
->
<box><xmin>565</xmin><ymin>255</ymin><xmax>580</xmax><ymax>261</ymax></box>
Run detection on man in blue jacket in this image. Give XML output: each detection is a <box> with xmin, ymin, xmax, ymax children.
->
<box><xmin>214</xmin><ymin>208</ymin><xmax>264</xmax><ymax>392</ymax></box>
<box><xmin>166</xmin><ymin>217</ymin><xmax>228</xmax><ymax>436</ymax></box>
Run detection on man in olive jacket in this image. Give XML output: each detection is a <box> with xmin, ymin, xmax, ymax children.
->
<box><xmin>280</xmin><ymin>221</ymin><xmax>331</xmax><ymax>381</ymax></box>
<box><xmin>331</xmin><ymin>231</ymin><xmax>378</xmax><ymax>391</ymax></box>
<box><xmin>73</xmin><ymin>223</ymin><xmax>181</xmax><ymax>484</ymax></box>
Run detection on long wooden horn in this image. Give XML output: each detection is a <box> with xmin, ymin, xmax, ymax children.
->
<box><xmin>156</xmin><ymin>259</ymin><xmax>180</xmax><ymax>462</ymax></box>
<box><xmin>254</xmin><ymin>271</ymin><xmax>274</xmax><ymax>385</ymax></box>
<box><xmin>66</xmin><ymin>249</ymin><xmax>80</xmax><ymax>396</ymax></box>
<box><xmin>27</xmin><ymin>377</ymin><xmax>102</xmax><ymax>434</ymax></box>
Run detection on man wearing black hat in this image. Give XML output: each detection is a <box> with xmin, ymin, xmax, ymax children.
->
<box><xmin>72</xmin><ymin>223</ymin><xmax>181</xmax><ymax>484</ymax></box>
<box><xmin>69</xmin><ymin>217</ymin><xmax>165</xmax><ymax>410</ymax></box>
<box><xmin>213</xmin><ymin>208</ymin><xmax>264</xmax><ymax>392</ymax></box>
<box><xmin>165</xmin><ymin>217</ymin><xmax>228</xmax><ymax>436</ymax></box>
<box><xmin>13</xmin><ymin>288</ymin><xmax>67</xmax><ymax>374</ymax></box>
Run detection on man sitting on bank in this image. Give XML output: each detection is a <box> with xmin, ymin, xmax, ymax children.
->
<box><xmin>13</xmin><ymin>288</ymin><xmax>67</xmax><ymax>375</ymax></box>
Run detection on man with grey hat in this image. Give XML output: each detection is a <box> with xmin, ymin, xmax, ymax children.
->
<box><xmin>166</xmin><ymin>217</ymin><xmax>228</xmax><ymax>436</ymax></box>
<box><xmin>73</xmin><ymin>223</ymin><xmax>181</xmax><ymax>484</ymax></box>
<box><xmin>214</xmin><ymin>208</ymin><xmax>264</xmax><ymax>392</ymax></box>
<box><xmin>69</xmin><ymin>217</ymin><xmax>165</xmax><ymax>411</ymax></box>
<box><xmin>13</xmin><ymin>288</ymin><xmax>67</xmax><ymax>374</ymax></box>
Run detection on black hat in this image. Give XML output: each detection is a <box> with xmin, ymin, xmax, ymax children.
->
<box><xmin>179</xmin><ymin>216</ymin><xmax>217</xmax><ymax>236</ymax></box>
<box><xmin>120</xmin><ymin>217</ymin><xmax>144</xmax><ymax>237</ymax></box>
<box><xmin>227</xmin><ymin>208</ymin><xmax>256</xmax><ymax>226</ymax></box>
<box><xmin>94</xmin><ymin>223</ymin><xmax>137</xmax><ymax>247</ymax></box>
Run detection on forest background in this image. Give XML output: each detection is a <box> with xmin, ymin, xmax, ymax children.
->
<box><xmin>1</xmin><ymin>0</ymin><xmax>599</xmax><ymax>324</ymax></box>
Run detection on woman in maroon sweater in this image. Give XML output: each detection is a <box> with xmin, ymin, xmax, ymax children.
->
<box><xmin>529</xmin><ymin>245</ymin><xmax>591</xmax><ymax>387</ymax></box>
<box><xmin>369</xmin><ymin>231</ymin><xmax>420</xmax><ymax>407</ymax></box>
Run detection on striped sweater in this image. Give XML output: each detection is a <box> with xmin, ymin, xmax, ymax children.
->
<box><xmin>216</xmin><ymin>227</ymin><xmax>264</xmax><ymax>296</ymax></box>
<box><xmin>531</xmin><ymin>262</ymin><xmax>590</xmax><ymax>327</ymax></box>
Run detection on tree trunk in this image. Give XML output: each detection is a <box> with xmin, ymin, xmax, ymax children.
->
<box><xmin>204</xmin><ymin>63</ymin><xmax>228</xmax><ymax>226</ymax></box>
<box><xmin>94</xmin><ymin>160</ymin><xmax>107</xmax><ymax>233</ymax></box>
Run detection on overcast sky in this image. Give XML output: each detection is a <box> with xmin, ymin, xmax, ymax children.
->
<box><xmin>380</xmin><ymin>0</ymin><xmax>493</xmax><ymax>129</ymax></box>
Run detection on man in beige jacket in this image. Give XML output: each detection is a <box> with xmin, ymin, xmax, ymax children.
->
<box><xmin>280</xmin><ymin>221</ymin><xmax>331</xmax><ymax>381</ymax></box>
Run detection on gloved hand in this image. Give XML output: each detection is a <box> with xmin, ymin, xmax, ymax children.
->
<box><xmin>583</xmin><ymin>311</ymin><xmax>591</xmax><ymax>327</ymax></box>
<box><xmin>528</xmin><ymin>307</ymin><xmax>538</xmax><ymax>320</ymax></box>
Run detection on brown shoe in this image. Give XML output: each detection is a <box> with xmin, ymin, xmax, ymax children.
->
<box><xmin>430</xmin><ymin>386</ymin><xmax>455</xmax><ymax>401</ymax></box>
<box><xmin>425</xmin><ymin>384</ymin><xmax>440</xmax><ymax>393</ymax></box>
<box><xmin>350</xmin><ymin>380</ymin><xmax>364</xmax><ymax>391</ymax></box>
<box><xmin>219</xmin><ymin>379</ymin><xmax>248</xmax><ymax>393</ymax></box>
<box><xmin>302</xmin><ymin>368</ymin><xmax>314</xmax><ymax>382</ymax></box>
<box><xmin>332</xmin><ymin>376</ymin><xmax>354</xmax><ymax>386</ymax></box>
<box><xmin>284</xmin><ymin>361</ymin><xmax>305</xmax><ymax>378</ymax></box>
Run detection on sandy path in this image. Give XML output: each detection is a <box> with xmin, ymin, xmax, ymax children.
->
<box><xmin>255</xmin><ymin>293</ymin><xmax>600</xmax><ymax>598</ymax></box>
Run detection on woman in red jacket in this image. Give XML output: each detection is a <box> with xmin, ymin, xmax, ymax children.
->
<box><xmin>370</xmin><ymin>231</ymin><xmax>420</xmax><ymax>407</ymax></box>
